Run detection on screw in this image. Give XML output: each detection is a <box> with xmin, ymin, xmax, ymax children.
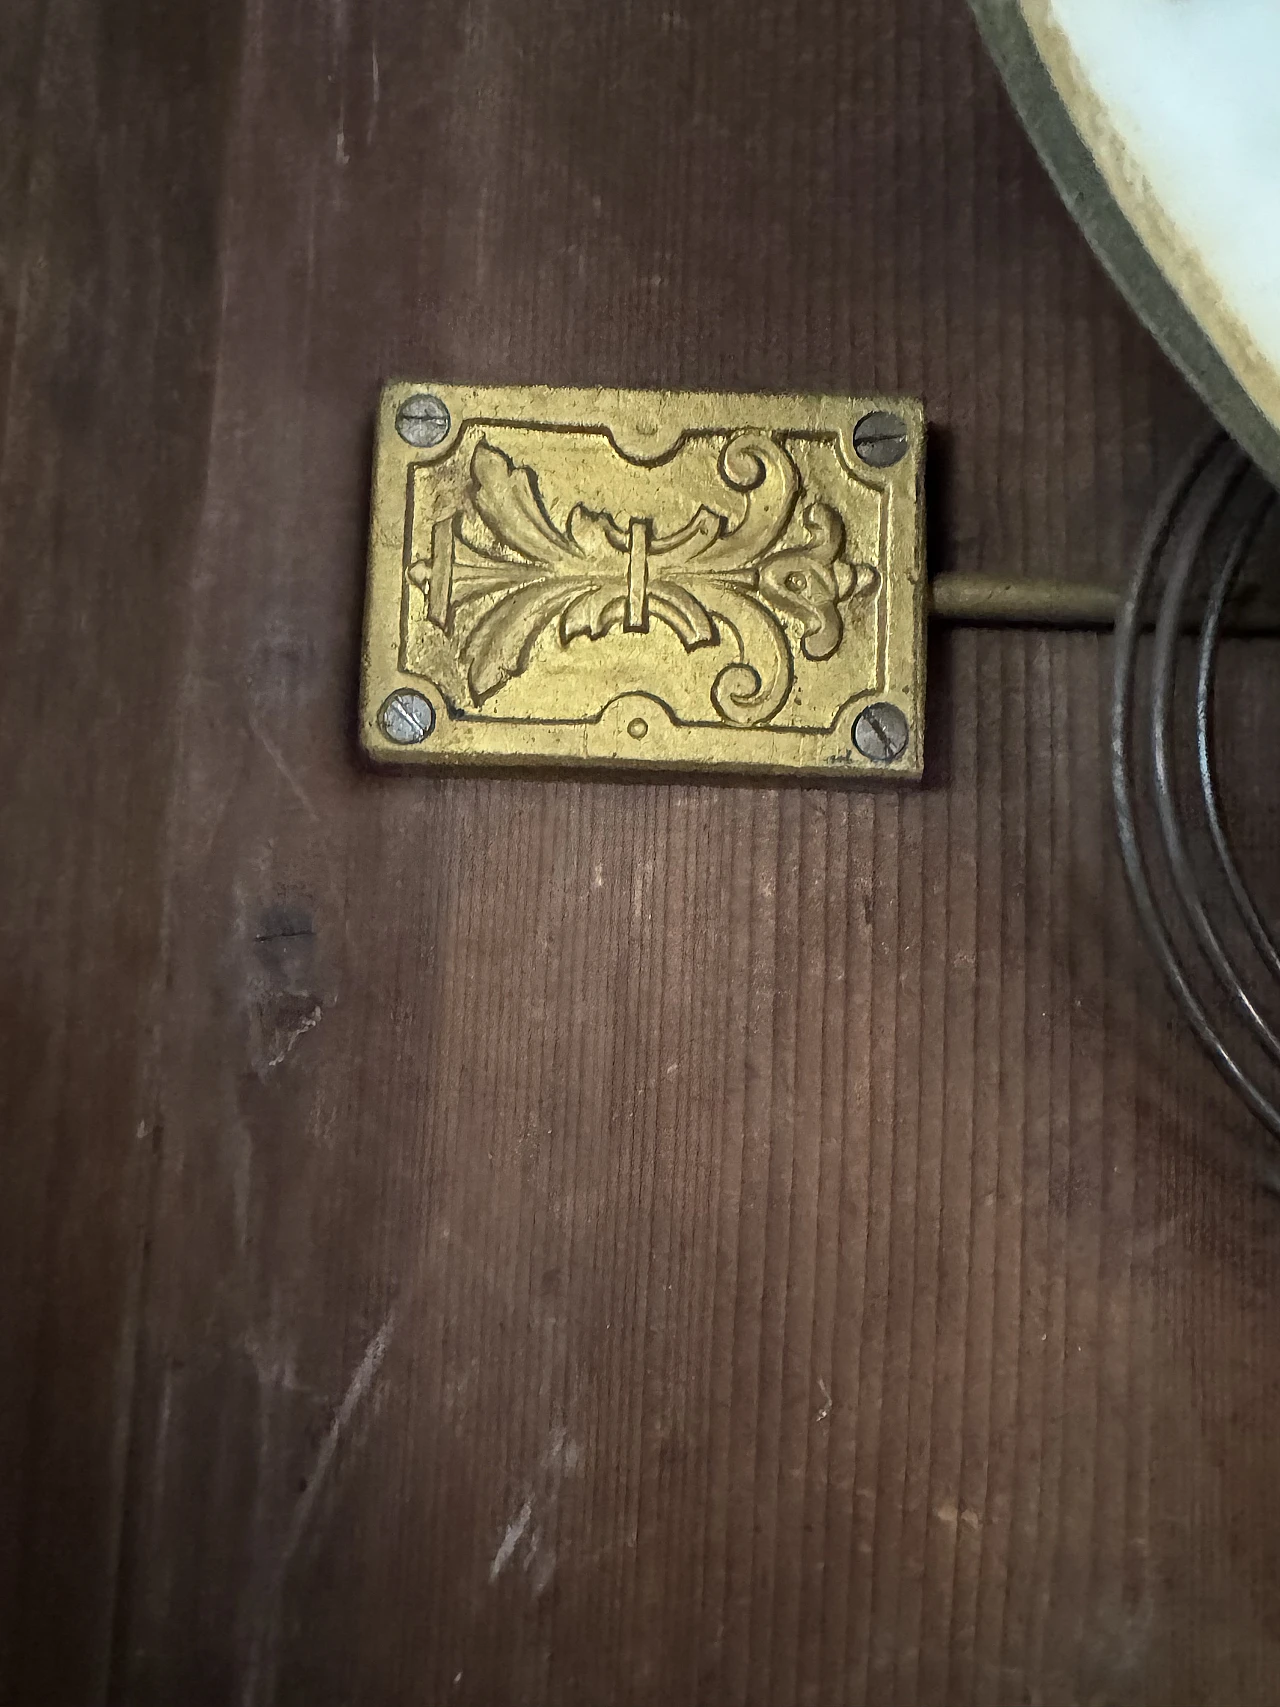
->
<box><xmin>852</xmin><ymin>410</ymin><xmax>909</xmax><ymax>467</ymax></box>
<box><xmin>853</xmin><ymin>701</ymin><xmax>910</xmax><ymax>763</ymax></box>
<box><xmin>395</xmin><ymin>393</ymin><xmax>451</xmax><ymax>448</ymax></box>
<box><xmin>379</xmin><ymin>689</ymin><xmax>435</xmax><ymax>745</ymax></box>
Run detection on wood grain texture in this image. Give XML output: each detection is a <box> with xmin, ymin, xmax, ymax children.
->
<box><xmin>0</xmin><ymin>1</ymin><xmax>242</xmax><ymax>1702</ymax></box>
<box><xmin>3</xmin><ymin>1</ymin><xmax>1280</xmax><ymax>1704</ymax></box>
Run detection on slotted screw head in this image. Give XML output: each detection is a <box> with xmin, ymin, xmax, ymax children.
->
<box><xmin>852</xmin><ymin>410</ymin><xmax>909</xmax><ymax>467</ymax></box>
<box><xmin>853</xmin><ymin>701</ymin><xmax>910</xmax><ymax>763</ymax></box>
<box><xmin>395</xmin><ymin>393</ymin><xmax>451</xmax><ymax>448</ymax></box>
<box><xmin>379</xmin><ymin>689</ymin><xmax>435</xmax><ymax>745</ymax></box>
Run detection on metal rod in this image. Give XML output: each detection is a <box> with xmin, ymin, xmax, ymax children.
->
<box><xmin>929</xmin><ymin>573</ymin><xmax>1117</xmax><ymax>626</ymax></box>
<box><xmin>928</xmin><ymin>570</ymin><xmax>1280</xmax><ymax>633</ymax></box>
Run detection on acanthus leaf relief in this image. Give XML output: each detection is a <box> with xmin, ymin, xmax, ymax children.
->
<box><xmin>408</xmin><ymin>432</ymin><xmax>876</xmax><ymax>726</ymax></box>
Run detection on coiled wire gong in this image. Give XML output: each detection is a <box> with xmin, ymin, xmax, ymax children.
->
<box><xmin>1113</xmin><ymin>434</ymin><xmax>1280</xmax><ymax>1142</ymax></box>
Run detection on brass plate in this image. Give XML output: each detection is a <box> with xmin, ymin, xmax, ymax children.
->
<box><xmin>361</xmin><ymin>383</ymin><xmax>925</xmax><ymax>776</ymax></box>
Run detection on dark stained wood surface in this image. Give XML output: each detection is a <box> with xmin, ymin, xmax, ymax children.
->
<box><xmin>0</xmin><ymin>2</ymin><xmax>243</xmax><ymax>1702</ymax></box>
<box><xmin>4</xmin><ymin>1</ymin><xmax>1280</xmax><ymax>1703</ymax></box>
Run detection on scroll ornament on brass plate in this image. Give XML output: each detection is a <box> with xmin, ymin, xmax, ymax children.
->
<box><xmin>408</xmin><ymin>434</ymin><xmax>873</xmax><ymax>727</ymax></box>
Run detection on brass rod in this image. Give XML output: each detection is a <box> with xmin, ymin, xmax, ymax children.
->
<box><xmin>928</xmin><ymin>572</ymin><xmax>1280</xmax><ymax>635</ymax></box>
<box><xmin>929</xmin><ymin>573</ymin><xmax>1118</xmax><ymax>627</ymax></box>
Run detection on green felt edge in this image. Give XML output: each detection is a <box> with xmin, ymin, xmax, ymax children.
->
<box><xmin>969</xmin><ymin>0</ymin><xmax>1280</xmax><ymax>489</ymax></box>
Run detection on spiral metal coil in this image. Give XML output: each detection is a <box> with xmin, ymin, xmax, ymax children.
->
<box><xmin>1112</xmin><ymin>433</ymin><xmax>1280</xmax><ymax>1141</ymax></box>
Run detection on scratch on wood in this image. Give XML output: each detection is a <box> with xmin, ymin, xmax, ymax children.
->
<box><xmin>241</xmin><ymin>1310</ymin><xmax>396</xmax><ymax>1706</ymax></box>
<box><xmin>248</xmin><ymin>719</ymin><xmax>321</xmax><ymax>825</ymax></box>
<box><xmin>815</xmin><ymin>1376</ymin><xmax>832</xmax><ymax>1423</ymax></box>
<box><xmin>488</xmin><ymin>1498</ymin><xmax>534</xmax><ymax>1583</ymax></box>
<box><xmin>487</xmin><ymin>1425</ymin><xmax>580</xmax><ymax>1592</ymax></box>
<box><xmin>284</xmin><ymin>1312</ymin><xmax>395</xmax><ymax>1570</ymax></box>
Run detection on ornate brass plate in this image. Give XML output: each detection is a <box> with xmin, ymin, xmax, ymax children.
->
<box><xmin>361</xmin><ymin>384</ymin><xmax>925</xmax><ymax>776</ymax></box>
